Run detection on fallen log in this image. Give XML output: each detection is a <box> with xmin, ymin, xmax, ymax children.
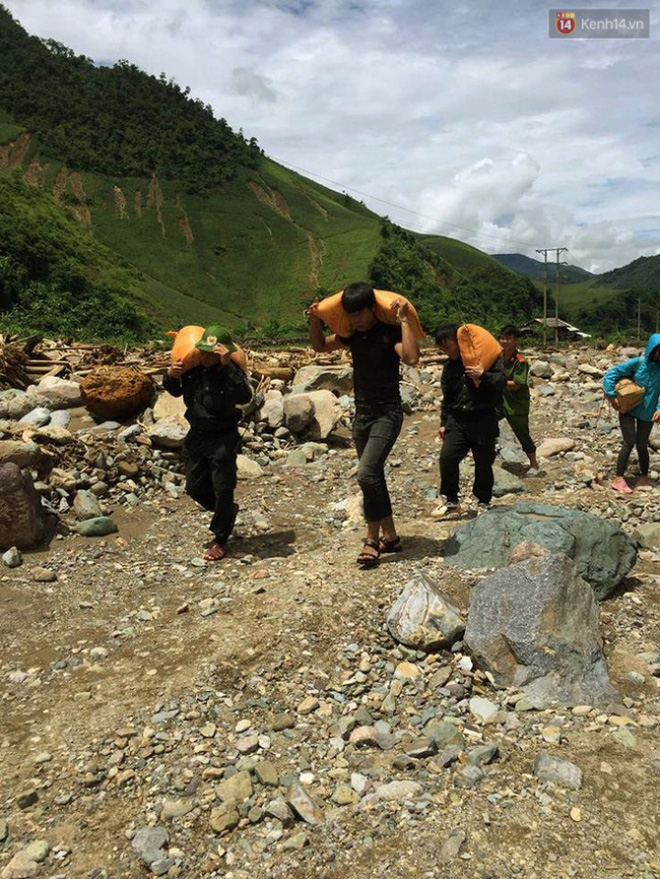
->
<box><xmin>251</xmin><ymin>364</ymin><xmax>295</xmax><ymax>382</ymax></box>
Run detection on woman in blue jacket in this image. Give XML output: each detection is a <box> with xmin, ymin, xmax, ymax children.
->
<box><xmin>603</xmin><ymin>333</ymin><xmax>660</xmax><ymax>493</ymax></box>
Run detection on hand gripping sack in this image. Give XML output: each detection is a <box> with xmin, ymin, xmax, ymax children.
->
<box><xmin>315</xmin><ymin>289</ymin><xmax>425</xmax><ymax>340</ymax></box>
<box><xmin>457</xmin><ymin>324</ymin><xmax>502</xmax><ymax>387</ymax></box>
<box><xmin>167</xmin><ymin>326</ymin><xmax>248</xmax><ymax>374</ymax></box>
<box><xmin>614</xmin><ymin>377</ymin><xmax>645</xmax><ymax>414</ymax></box>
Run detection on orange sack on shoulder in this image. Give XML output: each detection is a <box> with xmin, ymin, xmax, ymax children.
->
<box><xmin>167</xmin><ymin>326</ymin><xmax>248</xmax><ymax>374</ymax></box>
<box><xmin>457</xmin><ymin>324</ymin><xmax>502</xmax><ymax>387</ymax></box>
<box><xmin>315</xmin><ymin>289</ymin><xmax>425</xmax><ymax>340</ymax></box>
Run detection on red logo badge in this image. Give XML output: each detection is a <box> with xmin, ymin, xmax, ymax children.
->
<box><xmin>555</xmin><ymin>12</ymin><xmax>577</xmax><ymax>35</ymax></box>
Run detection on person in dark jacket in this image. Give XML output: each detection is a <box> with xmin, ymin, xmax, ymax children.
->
<box><xmin>164</xmin><ymin>325</ymin><xmax>252</xmax><ymax>560</ymax></box>
<box><xmin>433</xmin><ymin>324</ymin><xmax>505</xmax><ymax>516</ymax></box>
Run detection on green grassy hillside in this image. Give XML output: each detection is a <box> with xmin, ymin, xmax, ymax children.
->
<box><xmin>0</xmin><ymin>4</ymin><xmax>650</xmax><ymax>342</ymax></box>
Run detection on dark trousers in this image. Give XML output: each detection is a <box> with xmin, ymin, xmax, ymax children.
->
<box><xmin>184</xmin><ymin>428</ymin><xmax>240</xmax><ymax>543</ymax></box>
<box><xmin>617</xmin><ymin>413</ymin><xmax>653</xmax><ymax>476</ymax></box>
<box><xmin>504</xmin><ymin>412</ymin><xmax>536</xmax><ymax>455</ymax></box>
<box><xmin>353</xmin><ymin>406</ymin><xmax>403</xmax><ymax>523</ymax></box>
<box><xmin>440</xmin><ymin>412</ymin><xmax>498</xmax><ymax>505</ymax></box>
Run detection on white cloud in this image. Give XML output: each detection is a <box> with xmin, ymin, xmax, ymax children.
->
<box><xmin>4</xmin><ymin>0</ymin><xmax>660</xmax><ymax>271</ymax></box>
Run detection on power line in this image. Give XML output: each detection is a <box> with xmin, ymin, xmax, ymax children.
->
<box><xmin>269</xmin><ymin>154</ymin><xmax>550</xmax><ymax>254</ymax></box>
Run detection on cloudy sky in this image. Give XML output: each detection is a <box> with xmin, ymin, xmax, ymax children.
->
<box><xmin>5</xmin><ymin>0</ymin><xmax>660</xmax><ymax>272</ymax></box>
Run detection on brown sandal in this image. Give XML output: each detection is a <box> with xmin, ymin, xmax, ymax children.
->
<box><xmin>357</xmin><ymin>539</ymin><xmax>380</xmax><ymax>568</ymax></box>
<box><xmin>379</xmin><ymin>535</ymin><xmax>403</xmax><ymax>554</ymax></box>
<box><xmin>204</xmin><ymin>541</ymin><xmax>227</xmax><ymax>562</ymax></box>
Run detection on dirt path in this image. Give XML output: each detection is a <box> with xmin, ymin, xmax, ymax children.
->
<box><xmin>1</xmin><ymin>413</ymin><xmax>659</xmax><ymax>878</ymax></box>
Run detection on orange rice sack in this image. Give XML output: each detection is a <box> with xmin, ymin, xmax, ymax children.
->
<box><xmin>315</xmin><ymin>289</ymin><xmax>425</xmax><ymax>340</ymax></box>
<box><xmin>167</xmin><ymin>326</ymin><xmax>248</xmax><ymax>374</ymax></box>
<box><xmin>457</xmin><ymin>324</ymin><xmax>502</xmax><ymax>386</ymax></box>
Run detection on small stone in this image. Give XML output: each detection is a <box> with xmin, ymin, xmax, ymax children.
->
<box><xmin>271</xmin><ymin>713</ymin><xmax>295</xmax><ymax>731</ymax></box>
<box><xmin>72</xmin><ymin>517</ymin><xmax>118</xmax><ymax>537</ymax></box>
<box><xmin>533</xmin><ymin>754</ymin><xmax>583</xmax><ymax>790</ymax></box>
<box><xmin>255</xmin><ymin>761</ymin><xmax>279</xmax><ymax>786</ymax></box>
<box><xmin>286</xmin><ymin>781</ymin><xmax>324</xmax><ymax>825</ymax></box>
<box><xmin>393</xmin><ymin>661</ymin><xmax>423</xmax><ymax>684</ymax></box>
<box><xmin>1</xmin><ymin>851</ymin><xmax>39</xmax><ymax>879</ymax></box>
<box><xmin>365</xmin><ymin>780</ymin><xmax>424</xmax><ymax>805</ymax></box>
<box><xmin>440</xmin><ymin>828</ymin><xmax>466</xmax><ymax>861</ymax></box>
<box><xmin>349</xmin><ymin>726</ymin><xmax>380</xmax><ymax>748</ymax></box>
<box><xmin>610</xmin><ymin>728</ymin><xmax>638</xmax><ymax>749</ymax></box>
<box><xmin>2</xmin><ymin>547</ymin><xmax>22</xmax><ymax>568</ymax></box>
<box><xmin>31</xmin><ymin>566</ymin><xmax>57</xmax><ymax>583</ymax></box>
<box><xmin>236</xmin><ymin>734</ymin><xmax>259</xmax><ymax>755</ymax></box>
<box><xmin>264</xmin><ymin>798</ymin><xmax>295</xmax><ymax>826</ymax></box>
<box><xmin>454</xmin><ymin>765</ymin><xmax>486</xmax><ymax>789</ymax></box>
<box><xmin>209</xmin><ymin>806</ymin><xmax>240</xmax><ymax>834</ymax></box>
<box><xmin>466</xmin><ymin>744</ymin><xmax>499</xmax><ymax>766</ymax></box>
<box><xmin>350</xmin><ymin>772</ymin><xmax>369</xmax><ymax>794</ymax></box>
<box><xmin>131</xmin><ymin>826</ymin><xmax>169</xmax><ymax>866</ymax></box>
<box><xmin>332</xmin><ymin>784</ymin><xmax>360</xmax><ymax>806</ymax></box>
<box><xmin>541</xmin><ymin>725</ymin><xmax>562</xmax><ymax>745</ymax></box>
<box><xmin>571</xmin><ymin>705</ymin><xmax>593</xmax><ymax>717</ymax></box>
<box><xmin>406</xmin><ymin>736</ymin><xmax>438</xmax><ymax>759</ymax></box>
<box><xmin>469</xmin><ymin>697</ymin><xmax>500</xmax><ymax>724</ymax></box>
<box><xmin>22</xmin><ymin>841</ymin><xmax>50</xmax><ymax>864</ymax></box>
<box><xmin>570</xmin><ymin>806</ymin><xmax>582</xmax><ymax>822</ymax></box>
<box><xmin>297</xmin><ymin>696</ymin><xmax>319</xmax><ymax>715</ymax></box>
<box><xmin>160</xmin><ymin>800</ymin><xmax>193</xmax><ymax>821</ymax></box>
<box><xmin>16</xmin><ymin>789</ymin><xmax>39</xmax><ymax>809</ymax></box>
<box><xmin>216</xmin><ymin>770</ymin><xmax>253</xmax><ymax>804</ymax></box>
<box><xmin>200</xmin><ymin>723</ymin><xmax>216</xmax><ymax>739</ymax></box>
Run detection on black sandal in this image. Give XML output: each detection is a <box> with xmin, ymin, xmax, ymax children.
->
<box><xmin>357</xmin><ymin>539</ymin><xmax>380</xmax><ymax>567</ymax></box>
<box><xmin>379</xmin><ymin>535</ymin><xmax>403</xmax><ymax>554</ymax></box>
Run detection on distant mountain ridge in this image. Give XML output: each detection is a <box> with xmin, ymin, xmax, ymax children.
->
<box><xmin>492</xmin><ymin>253</ymin><xmax>593</xmax><ymax>283</ymax></box>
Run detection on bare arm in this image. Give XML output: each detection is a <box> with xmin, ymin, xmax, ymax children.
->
<box><xmin>308</xmin><ymin>305</ymin><xmax>346</xmax><ymax>353</ymax></box>
<box><xmin>391</xmin><ymin>300</ymin><xmax>420</xmax><ymax>366</ymax></box>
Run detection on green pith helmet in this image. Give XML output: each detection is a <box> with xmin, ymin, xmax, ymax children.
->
<box><xmin>195</xmin><ymin>325</ymin><xmax>237</xmax><ymax>353</ymax></box>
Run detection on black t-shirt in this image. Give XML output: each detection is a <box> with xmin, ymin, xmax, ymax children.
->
<box><xmin>338</xmin><ymin>322</ymin><xmax>402</xmax><ymax>406</ymax></box>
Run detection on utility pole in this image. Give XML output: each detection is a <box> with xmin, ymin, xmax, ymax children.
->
<box><xmin>535</xmin><ymin>248</ymin><xmax>549</xmax><ymax>348</ymax></box>
<box><xmin>536</xmin><ymin>247</ymin><xmax>567</xmax><ymax>347</ymax></box>
<box><xmin>554</xmin><ymin>248</ymin><xmax>568</xmax><ymax>344</ymax></box>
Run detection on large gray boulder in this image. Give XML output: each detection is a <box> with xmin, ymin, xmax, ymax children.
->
<box><xmin>445</xmin><ymin>501</ymin><xmax>636</xmax><ymax>599</ymax></box>
<box><xmin>464</xmin><ymin>553</ymin><xmax>617</xmax><ymax>707</ymax></box>
<box><xmin>0</xmin><ymin>463</ymin><xmax>46</xmax><ymax>550</ymax></box>
<box><xmin>33</xmin><ymin>376</ymin><xmax>83</xmax><ymax>409</ymax></box>
<box><xmin>283</xmin><ymin>394</ymin><xmax>314</xmax><ymax>434</ymax></box>
<box><xmin>387</xmin><ymin>572</ymin><xmax>465</xmax><ymax>651</ymax></box>
<box><xmin>292</xmin><ymin>365</ymin><xmax>354</xmax><ymax>395</ymax></box>
<box><xmin>283</xmin><ymin>391</ymin><xmax>341</xmax><ymax>440</ymax></box>
<box><xmin>260</xmin><ymin>389</ymin><xmax>284</xmax><ymax>429</ymax></box>
<box><xmin>147</xmin><ymin>421</ymin><xmax>187</xmax><ymax>449</ymax></box>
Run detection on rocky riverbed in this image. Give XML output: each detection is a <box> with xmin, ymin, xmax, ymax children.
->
<box><xmin>1</xmin><ymin>343</ymin><xmax>659</xmax><ymax>879</ymax></box>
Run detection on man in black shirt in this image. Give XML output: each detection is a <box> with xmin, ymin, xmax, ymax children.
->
<box><xmin>434</xmin><ymin>324</ymin><xmax>505</xmax><ymax>516</ymax></box>
<box><xmin>163</xmin><ymin>325</ymin><xmax>252</xmax><ymax>561</ymax></box>
<box><xmin>309</xmin><ymin>283</ymin><xmax>420</xmax><ymax>567</ymax></box>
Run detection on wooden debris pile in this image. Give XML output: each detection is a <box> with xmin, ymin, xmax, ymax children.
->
<box><xmin>0</xmin><ymin>333</ymin><xmax>348</xmax><ymax>393</ymax></box>
<box><xmin>0</xmin><ymin>333</ymin><xmax>30</xmax><ymax>389</ymax></box>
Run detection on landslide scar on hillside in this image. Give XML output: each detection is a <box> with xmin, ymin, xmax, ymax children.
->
<box><xmin>249</xmin><ymin>180</ymin><xmax>323</xmax><ymax>286</ymax></box>
<box><xmin>0</xmin><ymin>132</ymin><xmax>30</xmax><ymax>168</ymax></box>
